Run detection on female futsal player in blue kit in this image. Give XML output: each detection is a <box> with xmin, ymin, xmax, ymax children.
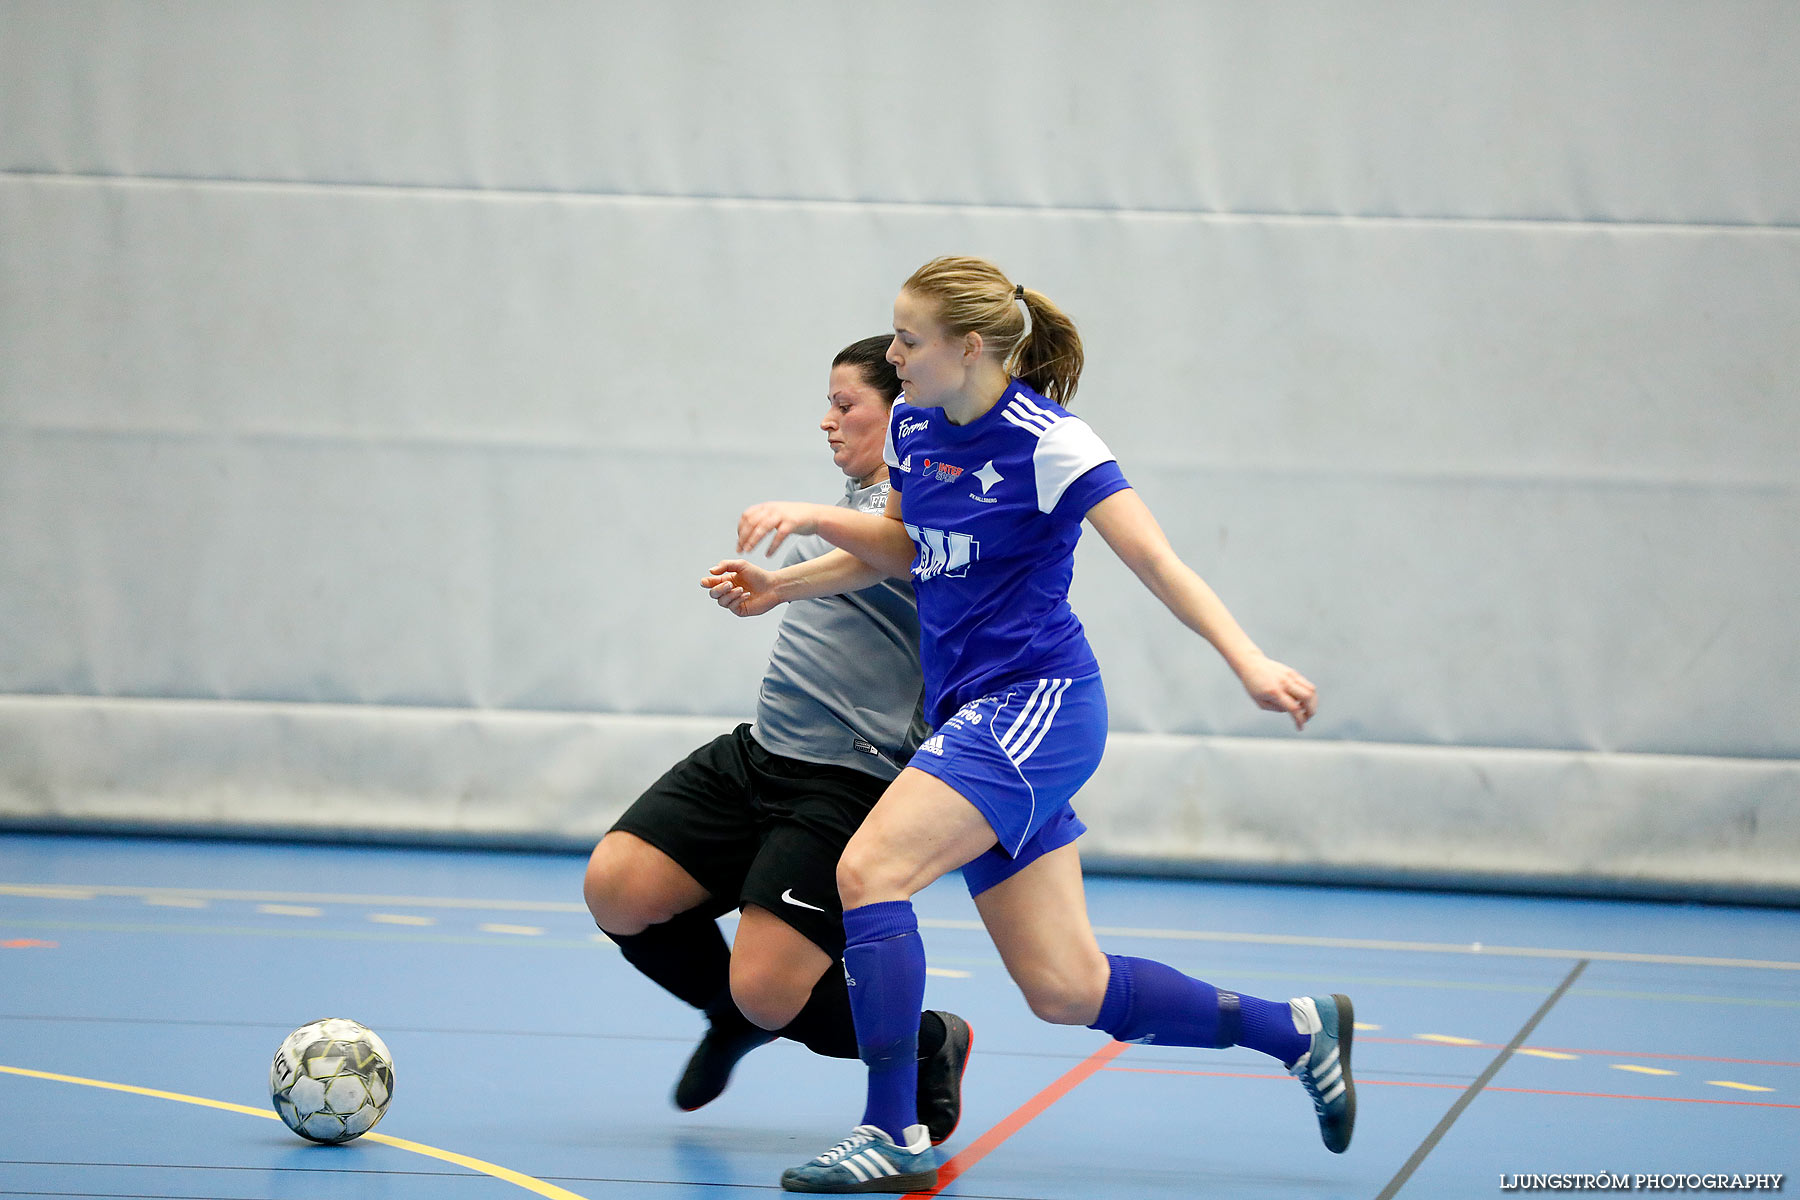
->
<box><xmin>707</xmin><ymin>256</ymin><xmax>1350</xmax><ymax>1193</ymax></box>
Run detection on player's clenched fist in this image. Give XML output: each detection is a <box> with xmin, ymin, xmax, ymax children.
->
<box><xmin>700</xmin><ymin>559</ymin><xmax>783</xmax><ymax>618</ymax></box>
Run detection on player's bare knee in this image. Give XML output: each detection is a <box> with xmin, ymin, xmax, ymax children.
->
<box><xmin>730</xmin><ymin>962</ymin><xmax>809</xmax><ymax>1031</ymax></box>
<box><xmin>835</xmin><ymin>847</ymin><xmax>907</xmax><ymax>909</ymax></box>
<box><xmin>1021</xmin><ymin>983</ymin><xmax>1093</xmax><ymax>1026</ymax></box>
<box><xmin>583</xmin><ymin>838</ymin><xmax>669</xmax><ymax>934</ymax></box>
<box><xmin>835</xmin><ymin>851</ymin><xmax>871</xmax><ymax>908</ymax></box>
<box><xmin>1018</xmin><ymin>965</ymin><xmax>1107</xmax><ymax>1026</ymax></box>
<box><xmin>584</xmin><ymin>877</ymin><xmax>653</xmax><ymax>936</ymax></box>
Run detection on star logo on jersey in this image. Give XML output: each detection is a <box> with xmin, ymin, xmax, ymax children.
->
<box><xmin>973</xmin><ymin>460</ymin><xmax>1003</xmax><ymax>494</ymax></box>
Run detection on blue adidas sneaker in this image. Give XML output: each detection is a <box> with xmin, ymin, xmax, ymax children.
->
<box><xmin>1288</xmin><ymin>994</ymin><xmax>1356</xmax><ymax>1153</ymax></box>
<box><xmin>780</xmin><ymin>1123</ymin><xmax>937</xmax><ymax>1193</ymax></box>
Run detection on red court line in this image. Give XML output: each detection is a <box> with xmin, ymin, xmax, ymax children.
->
<box><xmin>1104</xmin><ymin>1066</ymin><xmax>1800</xmax><ymax>1110</ymax></box>
<box><xmin>1362</xmin><ymin>1036</ymin><xmax>1800</xmax><ymax>1069</ymax></box>
<box><xmin>907</xmin><ymin>1039</ymin><xmax>1129</xmax><ymax>1199</ymax></box>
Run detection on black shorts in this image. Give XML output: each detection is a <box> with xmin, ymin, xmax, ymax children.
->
<box><xmin>608</xmin><ymin>724</ymin><xmax>889</xmax><ymax>957</ymax></box>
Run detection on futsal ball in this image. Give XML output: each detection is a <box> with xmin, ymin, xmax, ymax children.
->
<box><xmin>269</xmin><ymin>1018</ymin><xmax>395</xmax><ymax>1143</ymax></box>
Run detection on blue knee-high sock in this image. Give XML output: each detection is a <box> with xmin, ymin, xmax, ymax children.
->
<box><xmin>1087</xmin><ymin>954</ymin><xmax>1309</xmax><ymax>1065</ymax></box>
<box><xmin>842</xmin><ymin>901</ymin><xmax>926</xmax><ymax>1143</ymax></box>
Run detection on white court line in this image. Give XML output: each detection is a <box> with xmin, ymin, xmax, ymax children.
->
<box><xmin>0</xmin><ymin>883</ymin><xmax>584</xmax><ymax>913</ymax></box>
<box><xmin>917</xmin><ymin>917</ymin><xmax>1800</xmax><ymax>972</ymax></box>
<box><xmin>4</xmin><ymin>883</ymin><xmax>1794</xmax><ymax>971</ymax></box>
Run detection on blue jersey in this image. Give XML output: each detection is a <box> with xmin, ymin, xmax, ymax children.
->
<box><xmin>883</xmin><ymin>379</ymin><xmax>1131</xmax><ymax>727</ymax></box>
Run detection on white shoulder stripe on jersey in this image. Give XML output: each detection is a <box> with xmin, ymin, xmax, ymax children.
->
<box><xmin>1001</xmin><ymin>409</ymin><xmax>1047</xmax><ymax>436</ymax></box>
<box><xmin>1003</xmin><ymin>399</ymin><xmax>1059</xmax><ymax>434</ymax></box>
<box><xmin>1010</xmin><ymin>392</ymin><xmax>1060</xmax><ymax>423</ymax></box>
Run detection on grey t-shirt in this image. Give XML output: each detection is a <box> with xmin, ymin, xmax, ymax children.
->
<box><xmin>749</xmin><ymin>477</ymin><xmax>927</xmax><ymax>780</ymax></box>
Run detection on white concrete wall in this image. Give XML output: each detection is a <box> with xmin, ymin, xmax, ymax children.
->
<box><xmin>3</xmin><ymin>1</ymin><xmax>1796</xmax><ymax>895</ymax></box>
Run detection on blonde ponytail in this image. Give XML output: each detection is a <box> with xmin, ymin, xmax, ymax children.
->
<box><xmin>902</xmin><ymin>256</ymin><xmax>1085</xmax><ymax>406</ymax></box>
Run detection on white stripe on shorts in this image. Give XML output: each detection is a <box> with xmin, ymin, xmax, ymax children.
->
<box><xmin>998</xmin><ymin>680</ymin><xmax>1050</xmax><ymax>755</ymax></box>
<box><xmin>1012</xmin><ymin>678</ymin><xmax>1070</xmax><ymax>766</ymax></box>
<box><xmin>999</xmin><ymin>678</ymin><xmax>1071</xmax><ymax>766</ymax></box>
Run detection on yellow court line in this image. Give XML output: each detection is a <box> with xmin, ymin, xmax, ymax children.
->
<box><xmin>0</xmin><ymin>1064</ymin><xmax>592</xmax><ymax>1200</ymax></box>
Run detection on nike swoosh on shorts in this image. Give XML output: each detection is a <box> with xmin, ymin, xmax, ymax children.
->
<box><xmin>781</xmin><ymin>888</ymin><xmax>827</xmax><ymax>913</ymax></box>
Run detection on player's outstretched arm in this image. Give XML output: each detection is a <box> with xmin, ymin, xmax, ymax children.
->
<box><xmin>737</xmin><ymin>494</ymin><xmax>915</xmax><ymax>578</ymax></box>
<box><xmin>1085</xmin><ymin>488</ymin><xmax>1317</xmax><ymax>730</ymax></box>
<box><xmin>702</xmin><ymin>548</ymin><xmax>885</xmax><ymax>617</ymax></box>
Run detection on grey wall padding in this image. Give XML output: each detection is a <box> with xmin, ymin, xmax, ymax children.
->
<box><xmin>3</xmin><ymin>2</ymin><xmax>1796</xmax><ymax>897</ymax></box>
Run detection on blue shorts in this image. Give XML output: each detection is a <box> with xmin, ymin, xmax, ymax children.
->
<box><xmin>905</xmin><ymin>673</ymin><xmax>1106</xmax><ymax>897</ymax></box>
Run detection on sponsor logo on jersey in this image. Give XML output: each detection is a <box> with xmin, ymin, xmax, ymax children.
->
<box><xmin>922</xmin><ymin>458</ymin><xmax>964</xmax><ymax>483</ymax></box>
<box><xmin>904</xmin><ymin>522</ymin><xmax>978</xmax><ymax>581</ymax></box>
<box><xmin>974</xmin><ymin>460</ymin><xmax>1004</xmax><ymax>493</ymax></box>
<box><xmin>918</xmin><ymin>735</ymin><xmax>946</xmax><ymax>756</ymax></box>
<box><xmin>898</xmin><ymin>454</ymin><xmax>912</xmax><ymax>474</ymax></box>
<box><xmin>898</xmin><ymin>416</ymin><xmax>931</xmax><ymax>437</ymax></box>
<box><xmin>954</xmin><ymin>701</ymin><xmax>986</xmax><ymax>724</ymax></box>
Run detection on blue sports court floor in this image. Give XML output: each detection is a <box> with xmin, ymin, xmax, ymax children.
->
<box><xmin>2</xmin><ymin>833</ymin><xmax>1794</xmax><ymax>1198</ymax></box>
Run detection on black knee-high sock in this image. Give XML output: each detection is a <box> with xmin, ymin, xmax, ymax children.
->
<box><xmin>776</xmin><ymin>962</ymin><xmax>947</xmax><ymax>1062</ymax></box>
<box><xmin>775</xmin><ymin>961</ymin><xmax>858</xmax><ymax>1057</ymax></box>
<box><xmin>608</xmin><ymin>909</ymin><xmax>745</xmax><ymax>1026</ymax></box>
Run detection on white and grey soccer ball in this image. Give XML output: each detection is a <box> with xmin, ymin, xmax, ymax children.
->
<box><xmin>270</xmin><ymin>1018</ymin><xmax>395</xmax><ymax>1143</ymax></box>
